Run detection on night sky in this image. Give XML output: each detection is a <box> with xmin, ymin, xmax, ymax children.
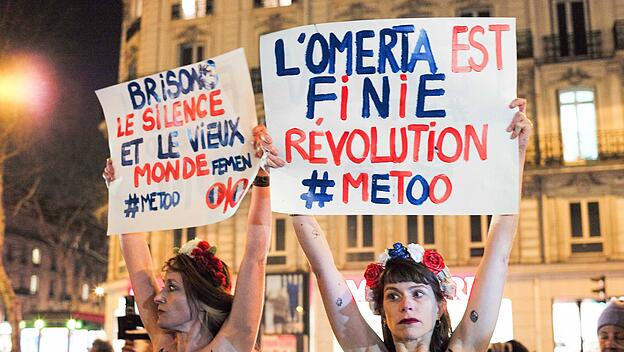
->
<box><xmin>3</xmin><ymin>0</ymin><xmax>124</xmax><ymax>237</ymax></box>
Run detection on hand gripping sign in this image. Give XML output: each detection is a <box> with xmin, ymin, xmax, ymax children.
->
<box><xmin>97</xmin><ymin>49</ymin><xmax>260</xmax><ymax>234</ymax></box>
<box><xmin>260</xmin><ymin>18</ymin><xmax>519</xmax><ymax>215</ymax></box>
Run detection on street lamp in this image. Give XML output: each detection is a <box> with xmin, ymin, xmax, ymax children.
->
<box><xmin>34</xmin><ymin>319</ymin><xmax>45</xmax><ymax>352</ymax></box>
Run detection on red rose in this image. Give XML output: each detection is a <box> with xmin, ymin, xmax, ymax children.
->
<box><xmin>363</xmin><ymin>263</ymin><xmax>384</xmax><ymax>288</ymax></box>
<box><xmin>197</xmin><ymin>241</ymin><xmax>211</xmax><ymax>250</ymax></box>
<box><xmin>422</xmin><ymin>249</ymin><xmax>445</xmax><ymax>274</ymax></box>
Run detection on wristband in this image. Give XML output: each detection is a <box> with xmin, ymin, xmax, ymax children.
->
<box><xmin>253</xmin><ymin>175</ymin><xmax>270</xmax><ymax>187</ymax></box>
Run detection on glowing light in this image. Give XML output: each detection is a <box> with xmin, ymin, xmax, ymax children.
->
<box><xmin>296</xmin><ymin>305</ymin><xmax>304</xmax><ymax>313</ymax></box>
<box><xmin>18</xmin><ymin>321</ymin><xmax>25</xmax><ymax>329</ymax></box>
<box><xmin>34</xmin><ymin>319</ymin><xmax>45</xmax><ymax>330</ymax></box>
<box><xmin>75</xmin><ymin>320</ymin><xmax>83</xmax><ymax>329</ymax></box>
<box><xmin>94</xmin><ymin>286</ymin><xmax>105</xmax><ymax>297</ymax></box>
<box><xmin>181</xmin><ymin>0</ymin><xmax>197</xmax><ymax>18</ymax></box>
<box><xmin>66</xmin><ymin>319</ymin><xmax>76</xmax><ymax>330</ymax></box>
<box><xmin>0</xmin><ymin>53</ymin><xmax>57</xmax><ymax>118</ymax></box>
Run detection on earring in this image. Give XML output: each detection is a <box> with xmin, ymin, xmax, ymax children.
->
<box><xmin>435</xmin><ymin>319</ymin><xmax>441</xmax><ymax>328</ymax></box>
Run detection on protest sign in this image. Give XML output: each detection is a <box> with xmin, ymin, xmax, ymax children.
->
<box><xmin>97</xmin><ymin>48</ymin><xmax>260</xmax><ymax>234</ymax></box>
<box><xmin>260</xmin><ymin>18</ymin><xmax>518</xmax><ymax>215</ymax></box>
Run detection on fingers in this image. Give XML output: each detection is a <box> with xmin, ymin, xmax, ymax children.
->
<box><xmin>509</xmin><ymin>98</ymin><xmax>527</xmax><ymax>113</ymax></box>
<box><xmin>509</xmin><ymin>113</ymin><xmax>533</xmax><ymax>140</ymax></box>
<box><xmin>266</xmin><ymin>153</ymin><xmax>286</xmax><ymax>168</ymax></box>
<box><xmin>103</xmin><ymin>158</ymin><xmax>116</xmax><ymax>184</ymax></box>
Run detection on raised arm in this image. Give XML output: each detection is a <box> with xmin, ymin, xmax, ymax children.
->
<box><xmin>215</xmin><ymin>169</ymin><xmax>271</xmax><ymax>351</ymax></box>
<box><xmin>215</xmin><ymin>126</ymin><xmax>284</xmax><ymax>351</ymax></box>
<box><xmin>292</xmin><ymin>215</ymin><xmax>385</xmax><ymax>351</ymax></box>
<box><xmin>103</xmin><ymin>159</ymin><xmax>168</xmax><ymax>345</ymax></box>
<box><xmin>449</xmin><ymin>99</ymin><xmax>532</xmax><ymax>352</ymax></box>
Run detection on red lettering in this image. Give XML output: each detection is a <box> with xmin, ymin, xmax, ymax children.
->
<box><xmin>488</xmin><ymin>24</ymin><xmax>510</xmax><ymax>70</ymax></box>
<box><xmin>309</xmin><ymin>131</ymin><xmax>328</xmax><ymax>164</ymax></box>
<box><xmin>436</xmin><ymin>127</ymin><xmax>462</xmax><ymax>163</ymax></box>
<box><xmin>183</xmin><ymin>97</ymin><xmax>197</xmax><ymax>123</ymax></box>
<box><xmin>171</xmin><ymin>101</ymin><xmax>183</xmax><ymax>126</ymax></box>
<box><xmin>206</xmin><ymin>182</ymin><xmax>226</xmax><ymax>209</ymax></box>
<box><xmin>197</xmin><ymin>93</ymin><xmax>208</xmax><ymax>118</ymax></box>
<box><xmin>285</xmin><ymin>128</ymin><xmax>309</xmax><ymax>162</ymax></box>
<box><xmin>142</xmin><ymin>108</ymin><xmax>155</xmax><ymax>132</ymax></box>
<box><xmin>389</xmin><ymin>171</ymin><xmax>412</xmax><ymax>204</ymax></box>
<box><xmin>183</xmin><ymin>157</ymin><xmax>196</xmax><ymax>179</ymax></box>
<box><xmin>340</xmin><ymin>75</ymin><xmax>349</xmax><ymax>120</ymax></box>
<box><xmin>468</xmin><ymin>26</ymin><xmax>488</xmax><ymax>72</ymax></box>
<box><xmin>343</xmin><ymin>173</ymin><xmax>369</xmax><ymax>203</ymax></box>
<box><xmin>390</xmin><ymin>127</ymin><xmax>408</xmax><ymax>162</ymax></box>
<box><xmin>134</xmin><ymin>164</ymin><xmax>151</xmax><ymax>187</ymax></box>
<box><xmin>209</xmin><ymin>89</ymin><xmax>224</xmax><ymax>116</ymax></box>
<box><xmin>451</xmin><ymin>26</ymin><xmax>470</xmax><ymax>73</ymax></box>
<box><xmin>464</xmin><ymin>124</ymin><xmax>488</xmax><ymax>161</ymax></box>
<box><xmin>429</xmin><ymin>174</ymin><xmax>452</xmax><ymax>204</ymax></box>
<box><xmin>346</xmin><ymin>129</ymin><xmax>370</xmax><ymax>164</ymax></box>
<box><xmin>196</xmin><ymin>154</ymin><xmax>210</xmax><ymax>176</ymax></box>
<box><xmin>370</xmin><ymin>127</ymin><xmax>392</xmax><ymax>163</ymax></box>
<box><xmin>326</xmin><ymin>131</ymin><xmax>349</xmax><ymax>166</ymax></box>
<box><xmin>407</xmin><ymin>124</ymin><xmax>429</xmax><ymax>162</ymax></box>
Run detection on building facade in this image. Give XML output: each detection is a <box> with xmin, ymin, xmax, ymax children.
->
<box><xmin>104</xmin><ymin>0</ymin><xmax>624</xmax><ymax>351</ymax></box>
<box><xmin>2</xmin><ymin>215</ymin><xmax>107</xmax><ymax>336</ymax></box>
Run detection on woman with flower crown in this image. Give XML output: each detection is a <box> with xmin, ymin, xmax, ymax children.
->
<box><xmin>103</xmin><ymin>126</ymin><xmax>284</xmax><ymax>352</ymax></box>
<box><xmin>291</xmin><ymin>99</ymin><xmax>532</xmax><ymax>352</ymax></box>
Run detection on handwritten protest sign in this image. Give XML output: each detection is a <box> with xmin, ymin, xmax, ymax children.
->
<box><xmin>260</xmin><ymin>18</ymin><xmax>518</xmax><ymax>215</ymax></box>
<box><xmin>97</xmin><ymin>48</ymin><xmax>260</xmax><ymax>234</ymax></box>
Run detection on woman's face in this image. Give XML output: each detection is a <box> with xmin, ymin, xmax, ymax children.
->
<box><xmin>382</xmin><ymin>281</ymin><xmax>443</xmax><ymax>343</ymax></box>
<box><xmin>598</xmin><ymin>325</ymin><xmax>624</xmax><ymax>352</ymax></box>
<box><xmin>154</xmin><ymin>271</ymin><xmax>193</xmax><ymax>331</ymax></box>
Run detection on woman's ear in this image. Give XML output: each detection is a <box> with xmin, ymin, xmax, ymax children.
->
<box><xmin>437</xmin><ymin>299</ymin><xmax>447</xmax><ymax>319</ymax></box>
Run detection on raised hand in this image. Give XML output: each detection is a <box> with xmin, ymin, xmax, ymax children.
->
<box><xmin>252</xmin><ymin>125</ymin><xmax>285</xmax><ymax>169</ymax></box>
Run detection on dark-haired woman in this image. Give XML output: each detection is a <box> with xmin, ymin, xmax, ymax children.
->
<box><xmin>103</xmin><ymin>126</ymin><xmax>284</xmax><ymax>352</ymax></box>
<box><xmin>291</xmin><ymin>99</ymin><xmax>532</xmax><ymax>352</ymax></box>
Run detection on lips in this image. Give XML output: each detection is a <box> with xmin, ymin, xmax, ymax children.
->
<box><xmin>399</xmin><ymin>318</ymin><xmax>420</xmax><ymax>324</ymax></box>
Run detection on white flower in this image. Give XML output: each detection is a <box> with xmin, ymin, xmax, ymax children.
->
<box><xmin>406</xmin><ymin>243</ymin><xmax>425</xmax><ymax>262</ymax></box>
<box><xmin>377</xmin><ymin>252</ymin><xmax>390</xmax><ymax>265</ymax></box>
<box><xmin>179</xmin><ymin>238</ymin><xmax>202</xmax><ymax>257</ymax></box>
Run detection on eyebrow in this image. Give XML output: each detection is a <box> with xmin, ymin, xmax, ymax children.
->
<box><xmin>384</xmin><ymin>284</ymin><xmax>428</xmax><ymax>292</ymax></box>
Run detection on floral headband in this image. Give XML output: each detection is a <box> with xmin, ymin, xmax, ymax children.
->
<box><xmin>363</xmin><ymin>243</ymin><xmax>456</xmax><ymax>305</ymax></box>
<box><xmin>179</xmin><ymin>239</ymin><xmax>231</xmax><ymax>292</ymax></box>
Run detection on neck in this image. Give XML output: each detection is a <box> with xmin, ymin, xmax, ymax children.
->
<box><xmin>175</xmin><ymin>320</ymin><xmax>213</xmax><ymax>352</ymax></box>
<box><xmin>393</xmin><ymin>332</ymin><xmax>433</xmax><ymax>352</ymax></box>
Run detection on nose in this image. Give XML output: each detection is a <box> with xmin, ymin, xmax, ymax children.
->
<box><xmin>399</xmin><ymin>297</ymin><xmax>413</xmax><ymax>312</ymax></box>
<box><xmin>154</xmin><ymin>291</ymin><xmax>166</xmax><ymax>304</ymax></box>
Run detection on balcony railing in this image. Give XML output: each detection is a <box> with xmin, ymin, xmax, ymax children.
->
<box><xmin>541</xmin><ymin>30</ymin><xmax>603</xmax><ymax>63</ymax></box>
<box><xmin>517</xmin><ymin>30</ymin><xmax>533</xmax><ymax>59</ymax></box>
<box><xmin>615</xmin><ymin>20</ymin><xmax>624</xmax><ymax>50</ymax></box>
<box><xmin>525</xmin><ymin>130</ymin><xmax>624</xmax><ymax>167</ymax></box>
<box><xmin>126</xmin><ymin>17</ymin><xmax>141</xmax><ymax>42</ymax></box>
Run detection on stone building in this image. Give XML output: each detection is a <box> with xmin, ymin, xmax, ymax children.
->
<box><xmin>3</xmin><ymin>214</ymin><xmax>107</xmax><ymax>329</ymax></box>
<box><xmin>103</xmin><ymin>1</ymin><xmax>624</xmax><ymax>351</ymax></box>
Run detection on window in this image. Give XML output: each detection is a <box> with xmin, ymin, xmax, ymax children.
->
<box><xmin>268</xmin><ymin>219</ymin><xmax>287</xmax><ymax>265</ymax></box>
<box><xmin>187</xmin><ymin>227</ymin><xmax>196</xmax><ymax>241</ymax></box>
<box><xmin>29</xmin><ymin>275</ymin><xmax>38</xmax><ymax>295</ymax></box>
<box><xmin>173</xmin><ymin>228</ymin><xmax>197</xmax><ymax>248</ymax></box>
<box><xmin>553</xmin><ymin>299</ymin><xmax>604</xmax><ymax>352</ymax></box>
<box><xmin>553</xmin><ymin>0</ymin><xmax>589</xmax><ymax>57</ymax></box>
<box><xmin>179</xmin><ymin>43</ymin><xmax>205</xmax><ymax>65</ymax></box>
<box><xmin>48</xmin><ymin>281</ymin><xmax>55</xmax><ymax>298</ymax></box>
<box><xmin>559</xmin><ymin>89</ymin><xmax>598</xmax><ymax>162</ymax></box>
<box><xmin>469</xmin><ymin>215</ymin><xmax>492</xmax><ymax>257</ymax></box>
<box><xmin>406</xmin><ymin>215</ymin><xmax>435</xmax><ymax>245</ymax></box>
<box><xmin>569</xmin><ymin>201</ymin><xmax>603</xmax><ymax>253</ymax></box>
<box><xmin>81</xmin><ymin>283</ymin><xmax>90</xmax><ymax>301</ymax></box>
<box><xmin>346</xmin><ymin>215</ymin><xmax>374</xmax><ymax>262</ymax></box>
<box><xmin>176</xmin><ymin>0</ymin><xmax>213</xmax><ymax>19</ymax></box>
<box><xmin>127</xmin><ymin>59</ymin><xmax>137</xmax><ymax>80</ymax></box>
<box><xmin>173</xmin><ymin>229</ymin><xmax>183</xmax><ymax>248</ymax></box>
<box><xmin>458</xmin><ymin>8</ymin><xmax>490</xmax><ymax>17</ymax></box>
<box><xmin>250</xmin><ymin>67</ymin><xmax>262</xmax><ymax>94</ymax></box>
<box><xmin>31</xmin><ymin>248</ymin><xmax>41</xmax><ymax>265</ymax></box>
<box><xmin>254</xmin><ymin>0</ymin><xmax>295</xmax><ymax>8</ymax></box>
